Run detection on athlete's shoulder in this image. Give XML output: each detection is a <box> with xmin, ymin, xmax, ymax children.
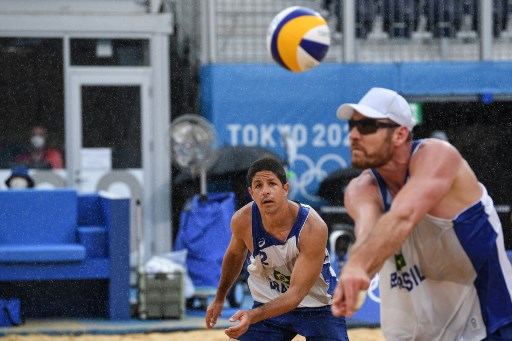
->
<box><xmin>412</xmin><ymin>138</ymin><xmax>460</xmax><ymax>157</ymax></box>
<box><xmin>299</xmin><ymin>203</ymin><xmax>328</xmax><ymax>237</ymax></box>
<box><xmin>346</xmin><ymin>169</ymin><xmax>378</xmax><ymax>193</ymax></box>
<box><xmin>343</xmin><ymin>169</ymin><xmax>383</xmax><ymax>215</ymax></box>
<box><xmin>293</xmin><ymin>200</ymin><xmax>314</xmax><ymax>218</ymax></box>
<box><xmin>231</xmin><ymin>201</ymin><xmax>253</xmax><ymax>231</ymax></box>
<box><xmin>410</xmin><ymin>138</ymin><xmax>462</xmax><ymax>169</ymax></box>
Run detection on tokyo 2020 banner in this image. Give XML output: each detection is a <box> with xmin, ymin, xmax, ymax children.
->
<box><xmin>200</xmin><ymin>62</ymin><xmax>512</xmax><ymax>206</ymax></box>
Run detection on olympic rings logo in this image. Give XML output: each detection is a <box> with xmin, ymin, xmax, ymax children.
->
<box><xmin>368</xmin><ymin>274</ymin><xmax>381</xmax><ymax>304</ymax></box>
<box><xmin>287</xmin><ymin>152</ymin><xmax>349</xmax><ymax>202</ymax></box>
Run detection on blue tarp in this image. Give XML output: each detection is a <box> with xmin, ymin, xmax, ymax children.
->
<box><xmin>174</xmin><ymin>192</ymin><xmax>236</xmax><ymax>287</ymax></box>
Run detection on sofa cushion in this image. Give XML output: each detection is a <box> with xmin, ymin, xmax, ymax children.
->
<box><xmin>77</xmin><ymin>226</ymin><xmax>107</xmax><ymax>258</ymax></box>
<box><xmin>0</xmin><ymin>189</ymin><xmax>78</xmax><ymax>245</ymax></box>
<box><xmin>0</xmin><ymin>244</ymin><xmax>86</xmax><ymax>263</ymax></box>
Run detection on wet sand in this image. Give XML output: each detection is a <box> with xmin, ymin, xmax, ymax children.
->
<box><xmin>0</xmin><ymin>328</ymin><xmax>385</xmax><ymax>340</ymax></box>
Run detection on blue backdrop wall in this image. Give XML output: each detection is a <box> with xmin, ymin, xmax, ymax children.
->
<box><xmin>200</xmin><ymin>61</ymin><xmax>512</xmax><ymax>206</ymax></box>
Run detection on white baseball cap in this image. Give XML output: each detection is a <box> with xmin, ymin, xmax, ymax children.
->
<box><xmin>336</xmin><ymin>87</ymin><xmax>416</xmax><ymax>131</ymax></box>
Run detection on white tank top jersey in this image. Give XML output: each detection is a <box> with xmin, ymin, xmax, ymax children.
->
<box><xmin>246</xmin><ymin>201</ymin><xmax>338</xmax><ymax>308</ymax></box>
<box><xmin>372</xmin><ymin>140</ymin><xmax>512</xmax><ymax>341</ymax></box>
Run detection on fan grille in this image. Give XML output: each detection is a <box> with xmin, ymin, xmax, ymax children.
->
<box><xmin>170</xmin><ymin>114</ymin><xmax>218</xmax><ymax>175</ymax></box>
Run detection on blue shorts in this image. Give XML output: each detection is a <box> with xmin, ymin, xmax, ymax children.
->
<box><xmin>237</xmin><ymin>302</ymin><xmax>348</xmax><ymax>341</ymax></box>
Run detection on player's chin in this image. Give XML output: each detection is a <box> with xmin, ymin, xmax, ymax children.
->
<box><xmin>350</xmin><ymin>153</ymin><xmax>365</xmax><ymax>165</ymax></box>
<box><xmin>261</xmin><ymin>200</ymin><xmax>275</xmax><ymax>208</ymax></box>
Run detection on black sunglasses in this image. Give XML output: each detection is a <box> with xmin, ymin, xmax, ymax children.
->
<box><xmin>348</xmin><ymin>119</ymin><xmax>400</xmax><ymax>135</ymax></box>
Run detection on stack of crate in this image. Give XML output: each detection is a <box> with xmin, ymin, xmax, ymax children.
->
<box><xmin>137</xmin><ymin>271</ymin><xmax>185</xmax><ymax>320</ymax></box>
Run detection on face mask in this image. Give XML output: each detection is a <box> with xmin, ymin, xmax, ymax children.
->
<box><xmin>9</xmin><ymin>177</ymin><xmax>29</xmax><ymax>189</ymax></box>
<box><xmin>31</xmin><ymin>136</ymin><xmax>45</xmax><ymax>149</ymax></box>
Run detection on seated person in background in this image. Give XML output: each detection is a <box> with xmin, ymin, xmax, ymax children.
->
<box><xmin>5</xmin><ymin>165</ymin><xmax>35</xmax><ymax>189</ymax></box>
<box><xmin>15</xmin><ymin>126</ymin><xmax>64</xmax><ymax>169</ymax></box>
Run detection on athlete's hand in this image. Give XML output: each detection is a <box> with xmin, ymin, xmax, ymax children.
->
<box><xmin>205</xmin><ymin>299</ymin><xmax>225</xmax><ymax>329</ymax></box>
<box><xmin>331</xmin><ymin>263</ymin><xmax>370</xmax><ymax>317</ymax></box>
<box><xmin>225</xmin><ymin>309</ymin><xmax>252</xmax><ymax>339</ymax></box>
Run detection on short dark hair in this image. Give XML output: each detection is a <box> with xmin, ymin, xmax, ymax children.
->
<box><xmin>247</xmin><ymin>157</ymin><xmax>287</xmax><ymax>186</ymax></box>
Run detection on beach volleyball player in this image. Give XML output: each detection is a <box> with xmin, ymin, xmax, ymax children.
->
<box><xmin>331</xmin><ymin>87</ymin><xmax>512</xmax><ymax>340</ymax></box>
<box><xmin>206</xmin><ymin>157</ymin><xmax>348</xmax><ymax>340</ymax></box>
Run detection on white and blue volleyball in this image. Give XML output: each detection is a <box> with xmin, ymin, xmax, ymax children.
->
<box><xmin>267</xmin><ymin>6</ymin><xmax>330</xmax><ymax>72</ymax></box>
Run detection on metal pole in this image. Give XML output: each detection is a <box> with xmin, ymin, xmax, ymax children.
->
<box><xmin>200</xmin><ymin>167</ymin><xmax>207</xmax><ymax>199</ymax></box>
<box><xmin>136</xmin><ymin>199</ymin><xmax>144</xmax><ymax>272</ymax></box>
<box><xmin>343</xmin><ymin>0</ymin><xmax>356</xmax><ymax>62</ymax></box>
<box><xmin>200</xmin><ymin>0</ymin><xmax>209</xmax><ymax>63</ymax></box>
<box><xmin>208</xmin><ymin>0</ymin><xmax>217</xmax><ymax>63</ymax></box>
<box><xmin>480</xmin><ymin>0</ymin><xmax>493</xmax><ymax>60</ymax></box>
<box><xmin>151</xmin><ymin>33</ymin><xmax>172</xmax><ymax>254</ymax></box>
<box><xmin>200</xmin><ymin>0</ymin><xmax>217</xmax><ymax>63</ymax></box>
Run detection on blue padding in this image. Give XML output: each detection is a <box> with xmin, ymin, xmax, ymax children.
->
<box><xmin>507</xmin><ymin>250</ymin><xmax>512</xmax><ymax>264</ymax></box>
<box><xmin>0</xmin><ymin>189</ymin><xmax>78</xmax><ymax>245</ymax></box>
<box><xmin>0</xmin><ymin>258</ymin><xmax>110</xmax><ymax>281</ymax></box>
<box><xmin>77</xmin><ymin>195</ymin><xmax>105</xmax><ymax>226</ymax></box>
<box><xmin>78</xmin><ymin>226</ymin><xmax>107</xmax><ymax>258</ymax></box>
<box><xmin>0</xmin><ymin>191</ymin><xmax>130</xmax><ymax>320</ymax></box>
<box><xmin>0</xmin><ymin>244</ymin><xmax>86</xmax><ymax>263</ymax></box>
<box><xmin>0</xmin><ymin>298</ymin><xmax>21</xmax><ymax>327</ymax></box>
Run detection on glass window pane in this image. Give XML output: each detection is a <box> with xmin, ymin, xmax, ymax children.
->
<box><xmin>70</xmin><ymin>39</ymin><xmax>149</xmax><ymax>66</ymax></box>
<box><xmin>0</xmin><ymin>38</ymin><xmax>64</xmax><ymax>169</ymax></box>
<box><xmin>81</xmin><ymin>86</ymin><xmax>142</xmax><ymax>168</ymax></box>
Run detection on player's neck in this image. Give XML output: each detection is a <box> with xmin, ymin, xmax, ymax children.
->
<box><xmin>375</xmin><ymin>143</ymin><xmax>412</xmax><ymax>194</ymax></box>
<box><xmin>261</xmin><ymin>200</ymin><xmax>295</xmax><ymax>235</ymax></box>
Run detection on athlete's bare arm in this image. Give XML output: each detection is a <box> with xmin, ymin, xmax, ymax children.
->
<box><xmin>330</xmin><ymin>170</ymin><xmax>383</xmax><ymax>317</ymax></box>
<box><xmin>344</xmin><ymin>170</ymin><xmax>384</xmax><ymax>242</ymax></box>
<box><xmin>206</xmin><ymin>204</ymin><xmax>251</xmax><ymax>329</ymax></box>
<box><xmin>225</xmin><ymin>207</ymin><xmax>329</xmax><ymax>339</ymax></box>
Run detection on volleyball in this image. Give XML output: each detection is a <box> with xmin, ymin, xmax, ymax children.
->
<box><xmin>267</xmin><ymin>6</ymin><xmax>330</xmax><ymax>72</ymax></box>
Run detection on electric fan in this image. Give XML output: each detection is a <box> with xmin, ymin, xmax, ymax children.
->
<box><xmin>170</xmin><ymin>114</ymin><xmax>218</xmax><ymax>196</ymax></box>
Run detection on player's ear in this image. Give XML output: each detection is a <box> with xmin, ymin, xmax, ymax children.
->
<box><xmin>283</xmin><ymin>182</ymin><xmax>290</xmax><ymax>193</ymax></box>
<box><xmin>394</xmin><ymin>126</ymin><xmax>408</xmax><ymax>144</ymax></box>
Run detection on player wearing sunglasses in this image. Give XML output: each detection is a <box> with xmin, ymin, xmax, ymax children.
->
<box><xmin>347</xmin><ymin>119</ymin><xmax>400</xmax><ymax>135</ymax></box>
<box><xmin>332</xmin><ymin>87</ymin><xmax>512</xmax><ymax>340</ymax></box>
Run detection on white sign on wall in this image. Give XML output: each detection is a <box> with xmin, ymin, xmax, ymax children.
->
<box><xmin>80</xmin><ymin>148</ymin><xmax>112</xmax><ymax>171</ymax></box>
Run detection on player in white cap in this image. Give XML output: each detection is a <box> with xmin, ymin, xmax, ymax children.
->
<box><xmin>332</xmin><ymin>87</ymin><xmax>512</xmax><ymax>340</ymax></box>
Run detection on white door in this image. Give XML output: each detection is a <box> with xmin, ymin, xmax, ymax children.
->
<box><xmin>67</xmin><ymin>68</ymin><xmax>152</xmax><ymax>255</ymax></box>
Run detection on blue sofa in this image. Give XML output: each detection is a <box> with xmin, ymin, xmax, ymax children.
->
<box><xmin>0</xmin><ymin>189</ymin><xmax>130</xmax><ymax>320</ymax></box>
